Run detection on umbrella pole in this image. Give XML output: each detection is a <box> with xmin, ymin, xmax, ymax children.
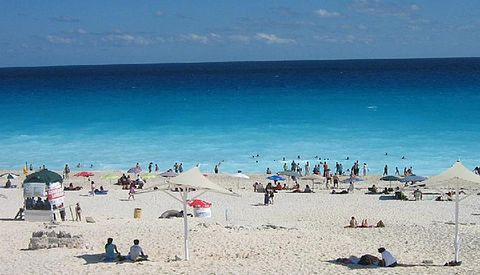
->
<box><xmin>182</xmin><ymin>189</ymin><xmax>189</xmax><ymax>261</ymax></box>
<box><xmin>454</xmin><ymin>185</ymin><xmax>460</xmax><ymax>263</ymax></box>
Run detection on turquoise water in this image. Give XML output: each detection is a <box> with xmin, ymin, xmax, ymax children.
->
<box><xmin>0</xmin><ymin>58</ymin><xmax>479</xmax><ymax>175</ymax></box>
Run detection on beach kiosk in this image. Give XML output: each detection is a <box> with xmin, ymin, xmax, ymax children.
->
<box><xmin>23</xmin><ymin>169</ymin><xmax>66</xmax><ymax>222</ymax></box>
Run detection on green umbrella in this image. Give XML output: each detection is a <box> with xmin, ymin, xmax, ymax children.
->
<box><xmin>102</xmin><ymin>174</ymin><xmax>118</xmax><ymax>180</ymax></box>
<box><xmin>141</xmin><ymin>173</ymin><xmax>157</xmax><ymax>180</ymax></box>
<box><xmin>24</xmin><ymin>169</ymin><xmax>63</xmax><ymax>185</ymax></box>
<box><xmin>102</xmin><ymin>174</ymin><xmax>119</xmax><ymax>184</ymax></box>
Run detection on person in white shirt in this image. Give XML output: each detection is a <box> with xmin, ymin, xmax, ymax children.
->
<box><xmin>378</xmin><ymin>247</ymin><xmax>397</xmax><ymax>267</ymax></box>
<box><xmin>128</xmin><ymin>239</ymin><xmax>148</xmax><ymax>261</ymax></box>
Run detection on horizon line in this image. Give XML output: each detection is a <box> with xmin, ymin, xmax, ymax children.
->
<box><xmin>1</xmin><ymin>56</ymin><xmax>479</xmax><ymax>70</ymax></box>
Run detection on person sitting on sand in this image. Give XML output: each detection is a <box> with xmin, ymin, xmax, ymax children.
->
<box><xmin>304</xmin><ymin>185</ymin><xmax>312</xmax><ymax>193</ymax></box>
<box><xmin>105</xmin><ymin>238</ymin><xmax>120</xmax><ymax>262</ymax></box>
<box><xmin>368</xmin><ymin>184</ymin><xmax>378</xmax><ymax>193</ymax></box>
<box><xmin>275</xmin><ymin>182</ymin><xmax>283</xmax><ymax>191</ymax></box>
<box><xmin>292</xmin><ymin>183</ymin><xmax>301</xmax><ymax>193</ymax></box>
<box><xmin>345</xmin><ymin>216</ymin><xmax>358</xmax><ymax>228</ymax></box>
<box><xmin>376</xmin><ymin>220</ymin><xmax>385</xmax><ymax>228</ymax></box>
<box><xmin>127</xmin><ymin>239</ymin><xmax>148</xmax><ymax>261</ymax></box>
<box><xmin>5</xmin><ymin>179</ymin><xmax>11</xmax><ymax>188</ymax></box>
<box><xmin>348</xmin><ymin>182</ymin><xmax>354</xmax><ymax>193</ymax></box>
<box><xmin>413</xmin><ymin>188</ymin><xmax>423</xmax><ymax>201</ymax></box>
<box><xmin>361</xmin><ymin>219</ymin><xmax>369</xmax><ymax>227</ymax></box>
<box><xmin>378</xmin><ymin>247</ymin><xmax>397</xmax><ymax>267</ymax></box>
<box><xmin>253</xmin><ymin>182</ymin><xmax>258</xmax><ymax>192</ymax></box>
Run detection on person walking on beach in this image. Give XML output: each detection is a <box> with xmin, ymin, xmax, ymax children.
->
<box><xmin>179</xmin><ymin>163</ymin><xmax>183</xmax><ymax>173</ymax></box>
<box><xmin>75</xmin><ymin>202</ymin><xmax>82</xmax><ymax>221</ymax></box>
<box><xmin>148</xmin><ymin>162</ymin><xmax>153</xmax><ymax>173</ymax></box>
<box><xmin>395</xmin><ymin>167</ymin><xmax>400</xmax><ymax>176</ymax></box>
<box><xmin>383</xmin><ymin>165</ymin><xmax>388</xmax><ymax>176</ymax></box>
<box><xmin>155</xmin><ymin>164</ymin><xmax>159</xmax><ymax>172</ymax></box>
<box><xmin>305</xmin><ymin>161</ymin><xmax>310</xmax><ymax>175</ymax></box>
<box><xmin>90</xmin><ymin>181</ymin><xmax>96</xmax><ymax>196</ymax></box>
<box><xmin>362</xmin><ymin>163</ymin><xmax>368</xmax><ymax>176</ymax></box>
<box><xmin>283</xmin><ymin>162</ymin><xmax>288</xmax><ymax>171</ymax></box>
<box><xmin>63</xmin><ymin>164</ymin><xmax>70</xmax><ymax>179</ymax></box>
<box><xmin>323</xmin><ymin>162</ymin><xmax>329</xmax><ymax>177</ymax></box>
<box><xmin>128</xmin><ymin>183</ymin><xmax>136</xmax><ymax>200</ymax></box>
<box><xmin>214</xmin><ymin>165</ymin><xmax>219</xmax><ymax>174</ymax></box>
<box><xmin>174</xmin><ymin>163</ymin><xmax>179</xmax><ymax>173</ymax></box>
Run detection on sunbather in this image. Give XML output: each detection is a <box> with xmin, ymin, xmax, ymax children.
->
<box><xmin>344</xmin><ymin>216</ymin><xmax>358</xmax><ymax>228</ymax></box>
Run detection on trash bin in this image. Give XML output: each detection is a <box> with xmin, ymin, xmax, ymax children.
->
<box><xmin>188</xmin><ymin>199</ymin><xmax>212</xmax><ymax>218</ymax></box>
<box><xmin>134</xmin><ymin>208</ymin><xmax>142</xmax><ymax>219</ymax></box>
<box><xmin>193</xmin><ymin>207</ymin><xmax>211</xmax><ymax>218</ymax></box>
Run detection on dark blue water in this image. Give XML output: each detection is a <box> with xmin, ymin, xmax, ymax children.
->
<box><xmin>1</xmin><ymin>58</ymin><xmax>479</xmax><ymax>174</ymax></box>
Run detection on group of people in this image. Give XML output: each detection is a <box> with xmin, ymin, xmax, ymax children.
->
<box><xmin>345</xmin><ymin>217</ymin><xmax>385</xmax><ymax>228</ymax></box>
<box><xmin>104</xmin><ymin>238</ymin><xmax>148</xmax><ymax>262</ymax></box>
<box><xmin>336</xmin><ymin>247</ymin><xmax>397</xmax><ymax>267</ymax></box>
<box><xmin>117</xmin><ymin>174</ymin><xmax>145</xmax><ymax>190</ymax></box>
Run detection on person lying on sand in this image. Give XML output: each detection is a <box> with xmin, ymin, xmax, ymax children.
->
<box><xmin>159</xmin><ymin>210</ymin><xmax>193</xmax><ymax>219</ymax></box>
<box><xmin>64</xmin><ymin>183</ymin><xmax>82</xmax><ymax>191</ymax></box>
<box><xmin>345</xmin><ymin>218</ymin><xmax>385</xmax><ymax>228</ymax></box>
<box><xmin>303</xmin><ymin>185</ymin><xmax>313</xmax><ymax>193</ymax></box>
<box><xmin>104</xmin><ymin>238</ymin><xmax>121</xmax><ymax>262</ymax></box>
<box><xmin>332</xmin><ymin>189</ymin><xmax>349</xmax><ymax>194</ymax></box>
<box><xmin>335</xmin><ymin>254</ymin><xmax>380</xmax><ymax>266</ymax></box>
<box><xmin>127</xmin><ymin>239</ymin><xmax>148</xmax><ymax>261</ymax></box>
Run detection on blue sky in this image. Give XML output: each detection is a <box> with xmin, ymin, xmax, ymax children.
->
<box><xmin>1</xmin><ymin>0</ymin><xmax>479</xmax><ymax>67</ymax></box>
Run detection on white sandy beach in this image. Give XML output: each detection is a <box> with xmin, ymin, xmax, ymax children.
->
<box><xmin>1</xmin><ymin>171</ymin><xmax>479</xmax><ymax>274</ymax></box>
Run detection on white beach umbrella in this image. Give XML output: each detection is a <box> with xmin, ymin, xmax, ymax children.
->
<box><xmin>231</xmin><ymin>172</ymin><xmax>250</xmax><ymax>190</ymax></box>
<box><xmin>300</xmin><ymin>174</ymin><xmax>324</xmax><ymax>189</ymax></box>
<box><xmin>150</xmin><ymin>167</ymin><xmax>238</xmax><ymax>260</ymax></box>
<box><xmin>419</xmin><ymin>161</ymin><xmax>480</xmax><ymax>264</ymax></box>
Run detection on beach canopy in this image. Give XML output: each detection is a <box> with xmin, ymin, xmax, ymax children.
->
<box><xmin>168</xmin><ymin>167</ymin><xmax>235</xmax><ymax>195</ymax></box>
<box><xmin>301</xmin><ymin>174</ymin><xmax>324</xmax><ymax>181</ymax></box>
<box><xmin>400</xmin><ymin>175</ymin><xmax>427</xmax><ymax>183</ymax></box>
<box><xmin>267</xmin><ymin>175</ymin><xmax>285</xmax><ymax>181</ymax></box>
<box><xmin>102</xmin><ymin>174</ymin><xmax>118</xmax><ymax>180</ymax></box>
<box><xmin>127</xmin><ymin>167</ymin><xmax>142</xmax><ymax>174</ymax></box>
<box><xmin>160</xmin><ymin>171</ymin><xmax>178</xmax><ymax>177</ymax></box>
<box><xmin>422</xmin><ymin>161</ymin><xmax>480</xmax><ymax>189</ymax></box>
<box><xmin>420</xmin><ymin>161</ymin><xmax>480</xmax><ymax>264</ymax></box>
<box><xmin>141</xmin><ymin>173</ymin><xmax>157</xmax><ymax>180</ymax></box>
<box><xmin>341</xmin><ymin>177</ymin><xmax>364</xmax><ymax>183</ymax></box>
<box><xmin>380</xmin><ymin>175</ymin><xmax>401</xmax><ymax>181</ymax></box>
<box><xmin>278</xmin><ymin>170</ymin><xmax>300</xmax><ymax>178</ymax></box>
<box><xmin>74</xmin><ymin>171</ymin><xmax>94</xmax><ymax>177</ymax></box>
<box><xmin>0</xmin><ymin>173</ymin><xmax>20</xmax><ymax>180</ymax></box>
<box><xmin>24</xmin><ymin>169</ymin><xmax>63</xmax><ymax>185</ymax></box>
<box><xmin>232</xmin><ymin>172</ymin><xmax>249</xmax><ymax>179</ymax></box>
<box><xmin>155</xmin><ymin>167</ymin><xmax>238</xmax><ymax>261</ymax></box>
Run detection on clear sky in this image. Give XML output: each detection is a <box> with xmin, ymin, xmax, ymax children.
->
<box><xmin>1</xmin><ymin>0</ymin><xmax>479</xmax><ymax>67</ymax></box>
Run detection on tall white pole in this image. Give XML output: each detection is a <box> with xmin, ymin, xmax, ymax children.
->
<box><xmin>182</xmin><ymin>189</ymin><xmax>189</xmax><ymax>261</ymax></box>
<box><xmin>454</xmin><ymin>185</ymin><xmax>460</xmax><ymax>263</ymax></box>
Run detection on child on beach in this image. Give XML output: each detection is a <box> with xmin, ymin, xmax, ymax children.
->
<box><xmin>128</xmin><ymin>184</ymin><xmax>136</xmax><ymax>200</ymax></box>
<box><xmin>90</xmin><ymin>181</ymin><xmax>96</xmax><ymax>196</ymax></box>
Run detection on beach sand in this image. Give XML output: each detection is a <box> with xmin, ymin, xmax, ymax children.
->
<box><xmin>1</xmin><ymin>171</ymin><xmax>479</xmax><ymax>274</ymax></box>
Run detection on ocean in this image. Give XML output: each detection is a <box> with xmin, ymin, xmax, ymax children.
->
<box><xmin>0</xmin><ymin>58</ymin><xmax>479</xmax><ymax>175</ymax></box>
